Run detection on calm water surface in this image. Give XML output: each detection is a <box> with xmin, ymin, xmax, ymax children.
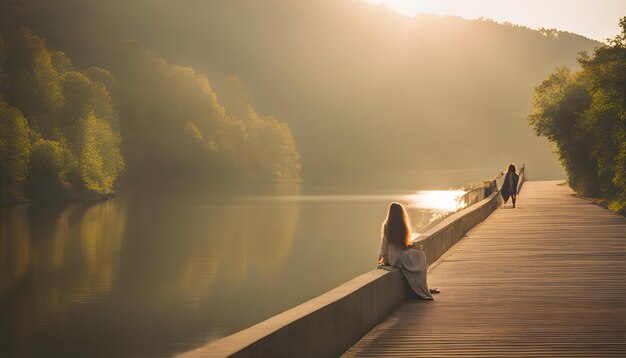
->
<box><xmin>0</xmin><ymin>169</ymin><xmax>497</xmax><ymax>357</ymax></box>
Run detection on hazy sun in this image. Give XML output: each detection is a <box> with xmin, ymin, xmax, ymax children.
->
<box><xmin>364</xmin><ymin>0</ymin><xmax>461</xmax><ymax>17</ymax></box>
<box><xmin>363</xmin><ymin>0</ymin><xmax>625</xmax><ymax>42</ymax></box>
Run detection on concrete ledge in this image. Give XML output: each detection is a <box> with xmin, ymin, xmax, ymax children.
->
<box><xmin>416</xmin><ymin>164</ymin><xmax>524</xmax><ymax>265</ymax></box>
<box><xmin>416</xmin><ymin>189</ymin><xmax>502</xmax><ymax>265</ymax></box>
<box><xmin>178</xmin><ymin>269</ymin><xmax>411</xmax><ymax>358</ymax></box>
<box><xmin>179</xmin><ymin>168</ymin><xmax>526</xmax><ymax>358</ymax></box>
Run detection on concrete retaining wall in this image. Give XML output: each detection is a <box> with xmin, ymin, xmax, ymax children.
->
<box><xmin>416</xmin><ymin>189</ymin><xmax>502</xmax><ymax>266</ymax></box>
<box><xmin>179</xmin><ymin>167</ymin><xmax>525</xmax><ymax>358</ymax></box>
<box><xmin>417</xmin><ymin>164</ymin><xmax>524</xmax><ymax>265</ymax></box>
<box><xmin>179</xmin><ymin>269</ymin><xmax>411</xmax><ymax>358</ymax></box>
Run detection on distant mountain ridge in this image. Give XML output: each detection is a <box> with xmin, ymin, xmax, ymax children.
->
<box><xmin>0</xmin><ymin>0</ymin><xmax>602</xmax><ymax>182</ymax></box>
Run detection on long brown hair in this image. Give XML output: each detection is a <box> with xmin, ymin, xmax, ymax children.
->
<box><xmin>507</xmin><ymin>163</ymin><xmax>517</xmax><ymax>173</ymax></box>
<box><xmin>382</xmin><ymin>202</ymin><xmax>411</xmax><ymax>249</ymax></box>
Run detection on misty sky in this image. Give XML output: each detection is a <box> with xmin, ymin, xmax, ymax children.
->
<box><xmin>365</xmin><ymin>0</ymin><xmax>626</xmax><ymax>42</ymax></box>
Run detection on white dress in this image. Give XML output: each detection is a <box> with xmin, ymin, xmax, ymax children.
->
<box><xmin>380</xmin><ymin>234</ymin><xmax>433</xmax><ymax>300</ymax></box>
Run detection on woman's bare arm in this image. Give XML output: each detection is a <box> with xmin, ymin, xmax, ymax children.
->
<box><xmin>379</xmin><ymin>234</ymin><xmax>388</xmax><ymax>264</ymax></box>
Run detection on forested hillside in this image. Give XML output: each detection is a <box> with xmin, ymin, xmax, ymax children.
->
<box><xmin>0</xmin><ymin>30</ymin><xmax>300</xmax><ymax>205</ymax></box>
<box><xmin>0</xmin><ymin>29</ymin><xmax>124</xmax><ymax>204</ymax></box>
<box><xmin>103</xmin><ymin>41</ymin><xmax>300</xmax><ymax>183</ymax></box>
<box><xmin>0</xmin><ymin>0</ymin><xmax>602</xmax><ymax>191</ymax></box>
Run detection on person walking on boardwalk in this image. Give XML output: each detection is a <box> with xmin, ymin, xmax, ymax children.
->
<box><xmin>378</xmin><ymin>202</ymin><xmax>439</xmax><ymax>300</ymax></box>
<box><xmin>501</xmin><ymin>163</ymin><xmax>520</xmax><ymax>208</ymax></box>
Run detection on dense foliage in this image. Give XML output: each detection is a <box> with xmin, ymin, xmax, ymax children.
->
<box><xmin>0</xmin><ymin>29</ymin><xmax>124</xmax><ymax>204</ymax></box>
<box><xmin>0</xmin><ymin>30</ymin><xmax>300</xmax><ymax>205</ymax></box>
<box><xmin>529</xmin><ymin>18</ymin><xmax>626</xmax><ymax>213</ymax></box>
<box><xmin>106</xmin><ymin>41</ymin><xmax>300</xmax><ymax>182</ymax></box>
<box><xmin>0</xmin><ymin>0</ymin><xmax>600</xmax><ymax>182</ymax></box>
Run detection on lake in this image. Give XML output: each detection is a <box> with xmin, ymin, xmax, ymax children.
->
<box><xmin>0</xmin><ymin>169</ymin><xmax>499</xmax><ymax>357</ymax></box>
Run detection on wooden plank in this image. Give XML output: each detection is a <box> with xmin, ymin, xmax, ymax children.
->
<box><xmin>344</xmin><ymin>181</ymin><xmax>626</xmax><ymax>357</ymax></box>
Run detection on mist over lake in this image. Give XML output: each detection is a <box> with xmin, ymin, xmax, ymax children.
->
<box><xmin>1</xmin><ymin>169</ymin><xmax>494</xmax><ymax>357</ymax></box>
<box><xmin>2</xmin><ymin>0</ymin><xmax>624</xmax><ymax>357</ymax></box>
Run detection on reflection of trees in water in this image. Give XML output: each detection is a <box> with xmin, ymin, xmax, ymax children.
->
<box><xmin>165</xmin><ymin>183</ymin><xmax>302</xmax><ymax>305</ymax></box>
<box><xmin>1</xmin><ymin>184</ymin><xmax>301</xmax><ymax>356</ymax></box>
<box><xmin>0</xmin><ymin>206</ymin><xmax>31</xmax><ymax>298</ymax></box>
<box><xmin>0</xmin><ymin>200</ymin><xmax>126</xmax><ymax>323</ymax></box>
<box><xmin>168</xmin><ymin>183</ymin><xmax>302</xmax><ymax>351</ymax></box>
<box><xmin>43</xmin><ymin>201</ymin><xmax>126</xmax><ymax>317</ymax></box>
<box><xmin>94</xmin><ymin>183</ymin><xmax>302</xmax><ymax>355</ymax></box>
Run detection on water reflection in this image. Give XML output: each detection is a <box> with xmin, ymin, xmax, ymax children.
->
<box><xmin>405</xmin><ymin>190</ymin><xmax>467</xmax><ymax>211</ymax></box>
<box><xmin>1</xmin><ymin>182</ymin><xmax>466</xmax><ymax>358</ymax></box>
<box><xmin>173</xmin><ymin>184</ymin><xmax>301</xmax><ymax>304</ymax></box>
<box><xmin>0</xmin><ymin>205</ymin><xmax>31</xmax><ymax>298</ymax></box>
<box><xmin>0</xmin><ymin>201</ymin><xmax>127</xmax><ymax>307</ymax></box>
<box><xmin>247</xmin><ymin>189</ymin><xmax>467</xmax><ymax>211</ymax></box>
<box><xmin>247</xmin><ymin>189</ymin><xmax>467</xmax><ymax>236</ymax></box>
<box><xmin>0</xmin><ymin>200</ymin><xmax>127</xmax><ymax>357</ymax></box>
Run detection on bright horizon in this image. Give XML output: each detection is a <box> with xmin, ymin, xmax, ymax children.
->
<box><xmin>364</xmin><ymin>0</ymin><xmax>626</xmax><ymax>42</ymax></box>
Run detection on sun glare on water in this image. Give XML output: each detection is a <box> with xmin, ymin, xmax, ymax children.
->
<box><xmin>406</xmin><ymin>190</ymin><xmax>466</xmax><ymax>212</ymax></box>
<box><xmin>247</xmin><ymin>190</ymin><xmax>467</xmax><ymax>213</ymax></box>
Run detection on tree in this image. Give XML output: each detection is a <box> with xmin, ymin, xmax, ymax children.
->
<box><xmin>109</xmin><ymin>42</ymin><xmax>300</xmax><ymax>182</ymax></box>
<box><xmin>529</xmin><ymin>17</ymin><xmax>626</xmax><ymax>213</ymax></box>
<box><xmin>24</xmin><ymin>138</ymin><xmax>75</xmax><ymax>202</ymax></box>
<box><xmin>0</xmin><ymin>97</ymin><xmax>32</xmax><ymax>204</ymax></box>
<box><xmin>79</xmin><ymin>112</ymin><xmax>124</xmax><ymax>195</ymax></box>
<box><xmin>0</xmin><ymin>29</ymin><xmax>125</xmax><ymax>204</ymax></box>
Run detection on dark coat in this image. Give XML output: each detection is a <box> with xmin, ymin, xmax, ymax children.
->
<box><xmin>500</xmin><ymin>172</ymin><xmax>519</xmax><ymax>203</ymax></box>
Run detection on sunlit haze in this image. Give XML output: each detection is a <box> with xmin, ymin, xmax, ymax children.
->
<box><xmin>2</xmin><ymin>1</ymin><xmax>625</xmax><ymax>356</ymax></box>
<box><xmin>248</xmin><ymin>190</ymin><xmax>466</xmax><ymax>211</ymax></box>
<box><xmin>364</xmin><ymin>0</ymin><xmax>626</xmax><ymax>42</ymax></box>
<box><xmin>407</xmin><ymin>190</ymin><xmax>467</xmax><ymax>212</ymax></box>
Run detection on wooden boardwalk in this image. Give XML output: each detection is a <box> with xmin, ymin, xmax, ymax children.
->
<box><xmin>345</xmin><ymin>181</ymin><xmax>626</xmax><ymax>357</ymax></box>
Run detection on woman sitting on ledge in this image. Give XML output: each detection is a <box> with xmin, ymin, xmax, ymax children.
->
<box><xmin>378</xmin><ymin>202</ymin><xmax>439</xmax><ymax>300</ymax></box>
